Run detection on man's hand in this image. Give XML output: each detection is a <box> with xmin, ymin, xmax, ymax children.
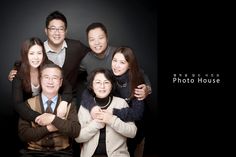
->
<box><xmin>35</xmin><ymin>113</ymin><xmax>55</xmax><ymax>126</ymax></box>
<box><xmin>134</xmin><ymin>84</ymin><xmax>152</xmax><ymax>100</ymax></box>
<box><xmin>8</xmin><ymin>69</ymin><xmax>17</xmax><ymax>81</ymax></box>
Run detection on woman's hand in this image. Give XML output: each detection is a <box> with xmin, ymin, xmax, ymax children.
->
<box><xmin>57</xmin><ymin>101</ymin><xmax>68</xmax><ymax>119</ymax></box>
<box><xmin>8</xmin><ymin>69</ymin><xmax>17</xmax><ymax>81</ymax></box>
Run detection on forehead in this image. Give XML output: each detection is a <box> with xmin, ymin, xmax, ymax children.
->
<box><xmin>29</xmin><ymin>45</ymin><xmax>42</xmax><ymax>52</ymax></box>
<box><xmin>94</xmin><ymin>73</ymin><xmax>107</xmax><ymax>80</ymax></box>
<box><xmin>114</xmin><ymin>52</ymin><xmax>126</xmax><ymax>60</ymax></box>
<box><xmin>88</xmin><ymin>27</ymin><xmax>105</xmax><ymax>35</ymax></box>
<box><xmin>48</xmin><ymin>19</ymin><xmax>65</xmax><ymax>27</ymax></box>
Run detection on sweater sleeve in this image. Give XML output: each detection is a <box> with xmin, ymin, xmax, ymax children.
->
<box><xmin>113</xmin><ymin>98</ymin><xmax>144</xmax><ymax>122</ymax></box>
<box><xmin>18</xmin><ymin>117</ymin><xmax>49</xmax><ymax>142</ymax></box>
<box><xmin>51</xmin><ymin>102</ymin><xmax>81</xmax><ymax>138</ymax></box>
<box><xmin>12</xmin><ymin>75</ymin><xmax>40</xmax><ymax>121</ymax></box>
<box><xmin>75</xmin><ymin>105</ymin><xmax>102</xmax><ymax>143</ymax></box>
<box><xmin>141</xmin><ymin>69</ymin><xmax>152</xmax><ymax>95</ymax></box>
<box><xmin>80</xmin><ymin>89</ymin><xmax>96</xmax><ymax>111</ymax></box>
<box><xmin>60</xmin><ymin>78</ymin><xmax>73</xmax><ymax>103</ymax></box>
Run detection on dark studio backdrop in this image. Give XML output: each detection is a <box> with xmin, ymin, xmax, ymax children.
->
<box><xmin>158</xmin><ymin>1</ymin><xmax>227</xmax><ymax>156</ymax></box>
<box><xmin>0</xmin><ymin>0</ymin><xmax>158</xmax><ymax>156</ymax></box>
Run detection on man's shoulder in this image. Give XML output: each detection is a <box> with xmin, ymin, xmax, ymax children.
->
<box><xmin>27</xmin><ymin>95</ymin><xmax>41</xmax><ymax>109</ymax></box>
<box><xmin>27</xmin><ymin>95</ymin><xmax>40</xmax><ymax>102</ymax></box>
<box><xmin>109</xmin><ymin>46</ymin><xmax>117</xmax><ymax>50</ymax></box>
<box><xmin>65</xmin><ymin>38</ymin><xmax>83</xmax><ymax>45</ymax></box>
<box><xmin>65</xmin><ymin>38</ymin><xmax>89</xmax><ymax>52</ymax></box>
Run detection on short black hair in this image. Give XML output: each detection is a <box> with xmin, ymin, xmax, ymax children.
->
<box><xmin>46</xmin><ymin>10</ymin><xmax>67</xmax><ymax>29</ymax></box>
<box><xmin>40</xmin><ymin>63</ymin><xmax>63</xmax><ymax>79</ymax></box>
<box><xmin>86</xmin><ymin>22</ymin><xmax>108</xmax><ymax>38</ymax></box>
<box><xmin>87</xmin><ymin>68</ymin><xmax>115</xmax><ymax>96</ymax></box>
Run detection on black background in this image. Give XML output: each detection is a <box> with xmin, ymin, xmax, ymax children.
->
<box><xmin>0</xmin><ymin>0</ymin><xmax>158</xmax><ymax>156</ymax></box>
<box><xmin>0</xmin><ymin>0</ymin><xmax>227</xmax><ymax>156</ymax></box>
<box><xmin>158</xmin><ymin>1</ymin><xmax>227</xmax><ymax>156</ymax></box>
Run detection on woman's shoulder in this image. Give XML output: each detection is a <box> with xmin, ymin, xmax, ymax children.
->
<box><xmin>112</xmin><ymin>96</ymin><xmax>126</xmax><ymax>103</ymax></box>
<box><xmin>111</xmin><ymin>96</ymin><xmax>129</xmax><ymax>108</ymax></box>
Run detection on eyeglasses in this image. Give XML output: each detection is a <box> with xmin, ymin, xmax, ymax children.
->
<box><xmin>47</xmin><ymin>27</ymin><xmax>65</xmax><ymax>33</ymax></box>
<box><xmin>93</xmin><ymin>80</ymin><xmax>111</xmax><ymax>87</ymax></box>
<box><xmin>42</xmin><ymin>75</ymin><xmax>61</xmax><ymax>82</ymax></box>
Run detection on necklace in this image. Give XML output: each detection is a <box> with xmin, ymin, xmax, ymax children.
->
<box><xmin>94</xmin><ymin>96</ymin><xmax>111</xmax><ymax>109</ymax></box>
<box><xmin>117</xmin><ymin>81</ymin><xmax>127</xmax><ymax>88</ymax></box>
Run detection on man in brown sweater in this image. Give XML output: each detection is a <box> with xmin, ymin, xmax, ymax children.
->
<box><xmin>18</xmin><ymin>63</ymin><xmax>80</xmax><ymax>157</ymax></box>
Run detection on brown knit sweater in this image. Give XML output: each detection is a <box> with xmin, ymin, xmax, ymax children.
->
<box><xmin>18</xmin><ymin>95</ymin><xmax>80</xmax><ymax>151</ymax></box>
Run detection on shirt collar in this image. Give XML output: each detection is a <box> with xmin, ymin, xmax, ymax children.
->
<box><xmin>41</xmin><ymin>93</ymin><xmax>58</xmax><ymax>106</ymax></box>
<box><xmin>44</xmin><ymin>40</ymin><xmax>67</xmax><ymax>53</ymax></box>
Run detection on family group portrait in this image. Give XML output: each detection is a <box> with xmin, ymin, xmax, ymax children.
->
<box><xmin>0</xmin><ymin>0</ymin><xmax>158</xmax><ymax>156</ymax></box>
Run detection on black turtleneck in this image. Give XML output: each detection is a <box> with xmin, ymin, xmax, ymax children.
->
<box><xmin>94</xmin><ymin>96</ymin><xmax>112</xmax><ymax>109</ymax></box>
<box><xmin>115</xmin><ymin>71</ymin><xmax>130</xmax><ymax>100</ymax></box>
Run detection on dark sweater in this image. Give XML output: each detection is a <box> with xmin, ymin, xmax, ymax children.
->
<box><xmin>62</xmin><ymin>38</ymin><xmax>90</xmax><ymax>96</ymax></box>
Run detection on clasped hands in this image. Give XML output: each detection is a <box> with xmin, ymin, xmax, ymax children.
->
<box><xmin>34</xmin><ymin>101</ymin><xmax>68</xmax><ymax>132</ymax></box>
<box><xmin>90</xmin><ymin>106</ymin><xmax>113</xmax><ymax>126</ymax></box>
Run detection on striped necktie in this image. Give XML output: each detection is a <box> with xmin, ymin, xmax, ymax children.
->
<box><xmin>46</xmin><ymin>100</ymin><xmax>53</xmax><ymax>113</ymax></box>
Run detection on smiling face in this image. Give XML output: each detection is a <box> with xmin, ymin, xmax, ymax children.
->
<box><xmin>88</xmin><ymin>27</ymin><xmax>108</xmax><ymax>55</ymax></box>
<box><xmin>112</xmin><ymin>52</ymin><xmax>129</xmax><ymax>76</ymax></box>
<box><xmin>40</xmin><ymin>67</ymin><xmax>63</xmax><ymax>98</ymax></box>
<box><xmin>28</xmin><ymin>45</ymin><xmax>43</xmax><ymax>69</ymax></box>
<box><xmin>92</xmin><ymin>73</ymin><xmax>112</xmax><ymax>98</ymax></box>
<box><xmin>45</xmin><ymin>19</ymin><xmax>67</xmax><ymax>48</ymax></box>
